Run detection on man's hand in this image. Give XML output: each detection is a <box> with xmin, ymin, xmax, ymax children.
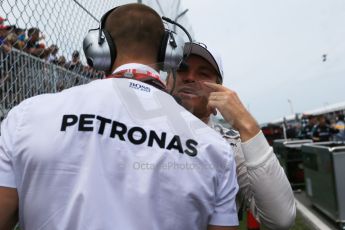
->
<box><xmin>203</xmin><ymin>82</ymin><xmax>260</xmax><ymax>142</ymax></box>
<box><xmin>0</xmin><ymin>187</ymin><xmax>19</xmax><ymax>230</ymax></box>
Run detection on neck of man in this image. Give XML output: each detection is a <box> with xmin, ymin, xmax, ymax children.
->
<box><xmin>113</xmin><ymin>55</ymin><xmax>158</xmax><ymax>72</ymax></box>
<box><xmin>174</xmin><ymin>95</ymin><xmax>212</xmax><ymax>125</ymax></box>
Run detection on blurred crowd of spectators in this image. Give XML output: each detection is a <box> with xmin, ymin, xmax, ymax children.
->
<box><xmin>296</xmin><ymin>114</ymin><xmax>345</xmax><ymax>142</ymax></box>
<box><xmin>0</xmin><ymin>16</ymin><xmax>104</xmax><ymax>79</ymax></box>
<box><xmin>263</xmin><ymin>113</ymin><xmax>345</xmax><ymax>144</ymax></box>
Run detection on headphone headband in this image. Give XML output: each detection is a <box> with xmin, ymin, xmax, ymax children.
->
<box><xmin>83</xmin><ymin>5</ymin><xmax>192</xmax><ymax>73</ymax></box>
<box><xmin>100</xmin><ymin>7</ymin><xmax>118</xmax><ymax>31</ymax></box>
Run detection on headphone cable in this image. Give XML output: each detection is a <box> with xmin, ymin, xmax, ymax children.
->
<box><xmin>161</xmin><ymin>16</ymin><xmax>193</xmax><ymax>58</ymax></box>
<box><xmin>161</xmin><ymin>17</ymin><xmax>192</xmax><ymax>96</ymax></box>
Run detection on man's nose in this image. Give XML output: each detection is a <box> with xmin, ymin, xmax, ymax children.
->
<box><xmin>182</xmin><ymin>72</ymin><xmax>196</xmax><ymax>83</ymax></box>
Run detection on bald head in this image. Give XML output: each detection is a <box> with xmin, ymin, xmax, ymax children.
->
<box><xmin>104</xmin><ymin>4</ymin><xmax>165</xmax><ymax>70</ymax></box>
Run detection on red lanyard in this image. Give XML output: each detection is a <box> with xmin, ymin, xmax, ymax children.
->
<box><xmin>107</xmin><ymin>69</ymin><xmax>160</xmax><ymax>81</ymax></box>
<box><xmin>106</xmin><ymin>69</ymin><xmax>166</xmax><ymax>91</ymax></box>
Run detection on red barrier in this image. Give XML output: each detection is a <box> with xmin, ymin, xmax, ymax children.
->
<box><xmin>247</xmin><ymin>211</ymin><xmax>260</xmax><ymax>230</ymax></box>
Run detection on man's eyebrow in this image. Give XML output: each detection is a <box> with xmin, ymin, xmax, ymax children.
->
<box><xmin>198</xmin><ymin>66</ymin><xmax>212</xmax><ymax>71</ymax></box>
<box><xmin>198</xmin><ymin>66</ymin><xmax>217</xmax><ymax>74</ymax></box>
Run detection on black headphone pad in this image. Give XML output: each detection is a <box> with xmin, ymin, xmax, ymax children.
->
<box><xmin>158</xmin><ymin>30</ymin><xmax>170</xmax><ymax>64</ymax></box>
<box><xmin>103</xmin><ymin>29</ymin><xmax>117</xmax><ymax>71</ymax></box>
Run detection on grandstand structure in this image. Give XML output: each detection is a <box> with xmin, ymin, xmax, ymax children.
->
<box><xmin>260</xmin><ymin>101</ymin><xmax>345</xmax><ymax>143</ymax></box>
<box><xmin>0</xmin><ymin>0</ymin><xmax>193</xmax><ymax>123</ymax></box>
<box><xmin>265</xmin><ymin>101</ymin><xmax>345</xmax><ymax>126</ymax></box>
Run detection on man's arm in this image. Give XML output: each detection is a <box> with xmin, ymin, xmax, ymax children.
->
<box><xmin>0</xmin><ymin>104</ymin><xmax>24</xmax><ymax>229</ymax></box>
<box><xmin>208</xmin><ymin>225</ymin><xmax>237</xmax><ymax>230</ymax></box>
<box><xmin>241</xmin><ymin>133</ymin><xmax>296</xmax><ymax>229</ymax></box>
<box><xmin>204</xmin><ymin>82</ymin><xmax>296</xmax><ymax>229</ymax></box>
<box><xmin>0</xmin><ymin>187</ymin><xmax>19</xmax><ymax>230</ymax></box>
<box><xmin>209</xmin><ymin>144</ymin><xmax>239</xmax><ymax>228</ymax></box>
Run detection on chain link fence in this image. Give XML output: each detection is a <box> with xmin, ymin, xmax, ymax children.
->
<box><xmin>0</xmin><ymin>48</ymin><xmax>94</xmax><ymax>119</ymax></box>
<box><xmin>0</xmin><ymin>0</ymin><xmax>193</xmax><ymax>123</ymax></box>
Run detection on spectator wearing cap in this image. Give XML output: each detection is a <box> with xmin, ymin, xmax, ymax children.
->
<box><xmin>166</xmin><ymin>42</ymin><xmax>296</xmax><ymax>229</ymax></box>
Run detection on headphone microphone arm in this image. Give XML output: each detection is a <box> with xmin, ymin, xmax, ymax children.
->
<box><xmin>162</xmin><ymin>16</ymin><xmax>193</xmax><ymax>69</ymax></box>
<box><xmin>162</xmin><ymin>16</ymin><xmax>192</xmax><ymax>43</ymax></box>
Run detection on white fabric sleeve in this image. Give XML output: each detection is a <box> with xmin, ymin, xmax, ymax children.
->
<box><xmin>0</xmin><ymin>105</ymin><xmax>23</xmax><ymax>188</ymax></box>
<box><xmin>209</xmin><ymin>145</ymin><xmax>239</xmax><ymax>226</ymax></box>
<box><xmin>241</xmin><ymin>131</ymin><xmax>296</xmax><ymax>230</ymax></box>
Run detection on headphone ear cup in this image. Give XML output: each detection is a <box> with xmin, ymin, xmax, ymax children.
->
<box><xmin>82</xmin><ymin>6</ymin><xmax>119</xmax><ymax>73</ymax></box>
<box><xmin>160</xmin><ymin>30</ymin><xmax>185</xmax><ymax>71</ymax></box>
<box><xmin>103</xmin><ymin>29</ymin><xmax>117</xmax><ymax>70</ymax></box>
<box><xmin>83</xmin><ymin>29</ymin><xmax>113</xmax><ymax>72</ymax></box>
<box><xmin>157</xmin><ymin>30</ymin><xmax>170</xmax><ymax>67</ymax></box>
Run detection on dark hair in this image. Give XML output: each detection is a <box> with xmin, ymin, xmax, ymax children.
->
<box><xmin>14</xmin><ymin>27</ymin><xmax>25</xmax><ymax>34</ymax></box>
<box><xmin>28</xmin><ymin>27</ymin><xmax>40</xmax><ymax>36</ymax></box>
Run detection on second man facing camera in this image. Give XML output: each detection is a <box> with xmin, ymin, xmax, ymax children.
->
<box><xmin>167</xmin><ymin>42</ymin><xmax>296</xmax><ymax>230</ymax></box>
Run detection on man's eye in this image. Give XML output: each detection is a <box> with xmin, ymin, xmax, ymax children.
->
<box><xmin>199</xmin><ymin>72</ymin><xmax>211</xmax><ymax>78</ymax></box>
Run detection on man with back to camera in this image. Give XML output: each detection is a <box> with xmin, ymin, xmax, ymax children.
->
<box><xmin>166</xmin><ymin>42</ymin><xmax>296</xmax><ymax>229</ymax></box>
<box><xmin>0</xmin><ymin>4</ymin><xmax>239</xmax><ymax>230</ymax></box>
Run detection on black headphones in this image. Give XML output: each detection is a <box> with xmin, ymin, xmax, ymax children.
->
<box><xmin>83</xmin><ymin>6</ymin><xmax>192</xmax><ymax>73</ymax></box>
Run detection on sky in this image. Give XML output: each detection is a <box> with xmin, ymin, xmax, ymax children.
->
<box><xmin>180</xmin><ymin>0</ymin><xmax>345</xmax><ymax>124</ymax></box>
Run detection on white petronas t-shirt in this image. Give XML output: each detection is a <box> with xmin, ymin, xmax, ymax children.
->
<box><xmin>0</xmin><ymin>64</ymin><xmax>238</xmax><ymax>229</ymax></box>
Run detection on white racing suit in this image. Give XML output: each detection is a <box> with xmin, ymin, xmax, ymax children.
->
<box><xmin>210</xmin><ymin>119</ymin><xmax>296</xmax><ymax>230</ymax></box>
